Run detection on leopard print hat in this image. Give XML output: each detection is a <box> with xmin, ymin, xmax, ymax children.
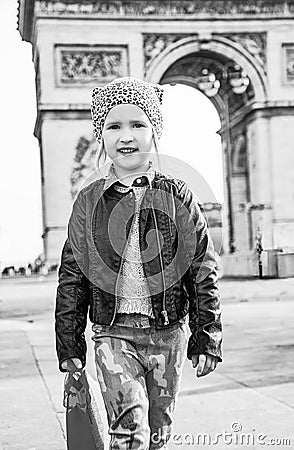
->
<box><xmin>91</xmin><ymin>77</ymin><xmax>164</xmax><ymax>143</ymax></box>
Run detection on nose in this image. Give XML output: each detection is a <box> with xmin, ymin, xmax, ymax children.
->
<box><xmin>119</xmin><ymin>126</ymin><xmax>134</xmax><ymax>144</ymax></box>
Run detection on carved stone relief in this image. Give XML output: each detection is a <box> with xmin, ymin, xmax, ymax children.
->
<box><xmin>143</xmin><ymin>34</ymin><xmax>197</xmax><ymax>75</ymax></box>
<box><xmin>144</xmin><ymin>32</ymin><xmax>266</xmax><ymax>79</ymax></box>
<box><xmin>70</xmin><ymin>135</ymin><xmax>97</xmax><ymax>199</ymax></box>
<box><xmin>220</xmin><ymin>33</ymin><xmax>267</xmax><ymax>73</ymax></box>
<box><xmin>35</xmin><ymin>53</ymin><xmax>41</xmax><ymax>103</ymax></box>
<box><xmin>55</xmin><ymin>46</ymin><xmax>128</xmax><ymax>84</ymax></box>
<box><xmin>35</xmin><ymin>1</ymin><xmax>121</xmax><ymax>15</ymax></box>
<box><xmin>34</xmin><ymin>1</ymin><xmax>294</xmax><ymax>17</ymax></box>
<box><xmin>283</xmin><ymin>44</ymin><xmax>294</xmax><ymax>83</ymax></box>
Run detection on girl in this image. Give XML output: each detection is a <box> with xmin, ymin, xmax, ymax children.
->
<box><xmin>55</xmin><ymin>76</ymin><xmax>223</xmax><ymax>449</ymax></box>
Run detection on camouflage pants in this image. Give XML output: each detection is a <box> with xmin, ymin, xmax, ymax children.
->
<box><xmin>91</xmin><ymin>313</ymin><xmax>188</xmax><ymax>450</ymax></box>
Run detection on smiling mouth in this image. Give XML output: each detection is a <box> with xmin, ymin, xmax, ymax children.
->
<box><xmin>118</xmin><ymin>148</ymin><xmax>139</xmax><ymax>154</ymax></box>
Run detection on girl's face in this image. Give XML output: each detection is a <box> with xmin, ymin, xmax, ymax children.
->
<box><xmin>102</xmin><ymin>104</ymin><xmax>154</xmax><ymax>176</ymax></box>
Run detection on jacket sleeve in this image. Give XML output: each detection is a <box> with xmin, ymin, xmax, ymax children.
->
<box><xmin>55</xmin><ymin>190</ymin><xmax>90</xmax><ymax>373</ymax></box>
<box><xmin>175</xmin><ymin>181</ymin><xmax>223</xmax><ymax>362</ymax></box>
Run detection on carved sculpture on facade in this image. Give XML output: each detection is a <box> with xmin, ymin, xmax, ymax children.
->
<box><xmin>144</xmin><ymin>32</ymin><xmax>266</xmax><ymax>78</ymax></box>
<box><xmin>35</xmin><ymin>53</ymin><xmax>41</xmax><ymax>103</ymax></box>
<box><xmin>34</xmin><ymin>1</ymin><xmax>294</xmax><ymax>17</ymax></box>
<box><xmin>70</xmin><ymin>136</ymin><xmax>97</xmax><ymax>199</ymax></box>
<box><xmin>284</xmin><ymin>44</ymin><xmax>294</xmax><ymax>82</ymax></box>
<box><xmin>143</xmin><ymin>34</ymin><xmax>197</xmax><ymax>75</ymax></box>
<box><xmin>56</xmin><ymin>47</ymin><xmax>127</xmax><ymax>84</ymax></box>
<box><xmin>35</xmin><ymin>1</ymin><xmax>121</xmax><ymax>15</ymax></box>
<box><xmin>222</xmin><ymin>33</ymin><xmax>267</xmax><ymax>70</ymax></box>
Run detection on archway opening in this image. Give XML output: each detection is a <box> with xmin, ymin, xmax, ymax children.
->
<box><xmin>160</xmin><ymin>83</ymin><xmax>223</xmax><ymax>203</ymax></box>
<box><xmin>159</xmin><ymin>83</ymin><xmax>224</xmax><ymax>254</ymax></box>
<box><xmin>156</xmin><ymin>49</ymin><xmax>256</xmax><ymax>254</ymax></box>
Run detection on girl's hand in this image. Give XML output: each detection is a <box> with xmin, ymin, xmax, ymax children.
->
<box><xmin>61</xmin><ymin>357</ymin><xmax>82</xmax><ymax>372</ymax></box>
<box><xmin>192</xmin><ymin>354</ymin><xmax>218</xmax><ymax>377</ymax></box>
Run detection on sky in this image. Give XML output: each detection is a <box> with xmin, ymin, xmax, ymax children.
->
<box><xmin>0</xmin><ymin>0</ymin><xmax>223</xmax><ymax>268</ymax></box>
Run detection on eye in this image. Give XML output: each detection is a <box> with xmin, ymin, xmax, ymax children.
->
<box><xmin>133</xmin><ymin>123</ymin><xmax>145</xmax><ymax>128</ymax></box>
<box><xmin>107</xmin><ymin>124</ymin><xmax>120</xmax><ymax>130</ymax></box>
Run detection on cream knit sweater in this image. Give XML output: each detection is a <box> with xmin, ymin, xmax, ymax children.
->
<box><xmin>116</xmin><ymin>185</ymin><xmax>155</xmax><ymax>318</ymax></box>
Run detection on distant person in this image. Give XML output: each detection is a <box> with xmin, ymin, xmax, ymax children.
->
<box><xmin>26</xmin><ymin>263</ymin><xmax>32</xmax><ymax>276</ymax></box>
<box><xmin>55</xmin><ymin>77</ymin><xmax>223</xmax><ymax>449</ymax></box>
<box><xmin>8</xmin><ymin>266</ymin><xmax>15</xmax><ymax>277</ymax></box>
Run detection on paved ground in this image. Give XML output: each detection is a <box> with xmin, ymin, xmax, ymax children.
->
<box><xmin>0</xmin><ymin>274</ymin><xmax>294</xmax><ymax>449</ymax></box>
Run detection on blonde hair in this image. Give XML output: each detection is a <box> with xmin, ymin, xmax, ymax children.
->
<box><xmin>152</xmin><ymin>129</ymin><xmax>163</xmax><ymax>172</ymax></box>
<box><xmin>94</xmin><ymin>139</ymin><xmax>107</xmax><ymax>174</ymax></box>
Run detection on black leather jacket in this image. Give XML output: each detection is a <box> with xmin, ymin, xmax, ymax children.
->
<box><xmin>55</xmin><ymin>170</ymin><xmax>223</xmax><ymax>372</ymax></box>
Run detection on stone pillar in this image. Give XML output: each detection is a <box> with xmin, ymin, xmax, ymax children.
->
<box><xmin>246</xmin><ymin>114</ymin><xmax>274</xmax><ymax>250</ymax></box>
<box><xmin>269</xmin><ymin>114</ymin><xmax>294</xmax><ymax>250</ymax></box>
<box><xmin>37</xmin><ymin>116</ymin><xmax>93</xmax><ymax>263</ymax></box>
<box><xmin>231</xmin><ymin>174</ymin><xmax>250</xmax><ymax>251</ymax></box>
<box><xmin>220</xmin><ymin>141</ymin><xmax>230</xmax><ymax>255</ymax></box>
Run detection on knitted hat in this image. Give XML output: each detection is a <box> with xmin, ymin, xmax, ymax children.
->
<box><xmin>91</xmin><ymin>77</ymin><xmax>164</xmax><ymax>143</ymax></box>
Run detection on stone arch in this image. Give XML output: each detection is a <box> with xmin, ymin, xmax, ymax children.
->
<box><xmin>145</xmin><ymin>36</ymin><xmax>267</xmax><ymax>103</ymax></box>
<box><xmin>145</xmin><ymin>35</ymin><xmax>267</xmax><ymax>254</ymax></box>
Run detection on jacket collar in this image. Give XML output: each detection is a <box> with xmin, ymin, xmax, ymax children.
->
<box><xmin>103</xmin><ymin>160</ymin><xmax>155</xmax><ymax>191</ymax></box>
